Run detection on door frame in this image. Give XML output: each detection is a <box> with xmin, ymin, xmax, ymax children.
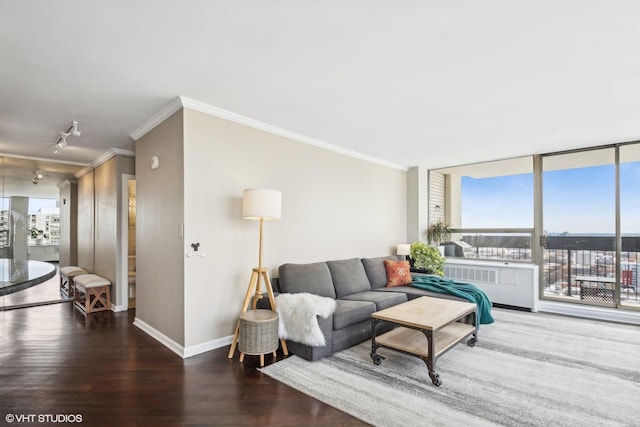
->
<box><xmin>119</xmin><ymin>174</ymin><xmax>135</xmax><ymax>311</ymax></box>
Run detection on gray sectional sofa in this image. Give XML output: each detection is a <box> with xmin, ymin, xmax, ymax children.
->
<box><xmin>259</xmin><ymin>256</ymin><xmax>465</xmax><ymax>361</ymax></box>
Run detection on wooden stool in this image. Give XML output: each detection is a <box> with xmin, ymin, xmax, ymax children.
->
<box><xmin>74</xmin><ymin>274</ymin><xmax>112</xmax><ymax>314</ymax></box>
<box><xmin>239</xmin><ymin>310</ymin><xmax>279</xmax><ymax>367</ymax></box>
<box><xmin>59</xmin><ymin>266</ymin><xmax>88</xmax><ymax>297</ymax></box>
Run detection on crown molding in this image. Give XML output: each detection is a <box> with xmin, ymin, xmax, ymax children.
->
<box><xmin>132</xmin><ymin>96</ymin><xmax>408</xmax><ymax>171</ymax></box>
<box><xmin>74</xmin><ymin>148</ymin><xmax>135</xmax><ymax>178</ymax></box>
<box><xmin>129</xmin><ymin>97</ymin><xmax>184</xmax><ymax>141</ymax></box>
<box><xmin>74</xmin><ymin>166</ymin><xmax>93</xmax><ymax>179</ymax></box>
<box><xmin>56</xmin><ymin>179</ymin><xmax>78</xmax><ymax>189</ymax></box>
<box><xmin>91</xmin><ymin>148</ymin><xmax>134</xmax><ymax>168</ymax></box>
<box><xmin>179</xmin><ymin>96</ymin><xmax>408</xmax><ymax>171</ymax></box>
<box><xmin>0</xmin><ymin>152</ymin><xmax>90</xmax><ymax>167</ymax></box>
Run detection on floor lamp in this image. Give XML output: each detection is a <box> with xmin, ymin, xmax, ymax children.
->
<box><xmin>228</xmin><ymin>189</ymin><xmax>289</xmax><ymax>360</ymax></box>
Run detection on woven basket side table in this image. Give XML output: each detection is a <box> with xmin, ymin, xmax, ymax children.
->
<box><xmin>239</xmin><ymin>309</ymin><xmax>279</xmax><ymax>367</ymax></box>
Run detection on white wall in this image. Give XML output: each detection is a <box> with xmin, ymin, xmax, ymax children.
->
<box><xmin>182</xmin><ymin>108</ymin><xmax>407</xmax><ymax>348</ymax></box>
<box><xmin>428</xmin><ymin>171</ymin><xmax>446</xmax><ymax>225</ymax></box>
<box><xmin>407</xmin><ymin>167</ymin><xmax>428</xmax><ymax>242</ymax></box>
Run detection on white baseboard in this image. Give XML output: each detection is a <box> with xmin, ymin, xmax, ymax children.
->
<box><xmin>184</xmin><ymin>335</ymin><xmax>233</xmax><ymax>358</ymax></box>
<box><xmin>110</xmin><ymin>303</ymin><xmax>127</xmax><ymax>313</ymax></box>
<box><xmin>133</xmin><ymin>317</ymin><xmax>233</xmax><ymax>358</ymax></box>
<box><xmin>536</xmin><ymin>300</ymin><xmax>640</xmax><ymax>325</ymax></box>
<box><xmin>133</xmin><ymin>317</ymin><xmax>185</xmax><ymax>358</ymax></box>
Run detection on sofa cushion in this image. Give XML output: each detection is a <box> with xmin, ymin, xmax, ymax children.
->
<box><xmin>332</xmin><ymin>299</ymin><xmax>376</xmax><ymax>330</ymax></box>
<box><xmin>362</xmin><ymin>256</ymin><xmax>398</xmax><ymax>289</ymax></box>
<box><xmin>340</xmin><ymin>290</ymin><xmax>407</xmax><ymax>310</ymax></box>
<box><xmin>279</xmin><ymin>262</ymin><xmax>336</xmax><ymax>298</ymax></box>
<box><xmin>383</xmin><ymin>259</ymin><xmax>412</xmax><ymax>287</ymax></box>
<box><xmin>327</xmin><ymin>258</ymin><xmax>372</xmax><ymax>298</ymax></box>
<box><xmin>373</xmin><ymin>286</ymin><xmax>467</xmax><ymax>302</ymax></box>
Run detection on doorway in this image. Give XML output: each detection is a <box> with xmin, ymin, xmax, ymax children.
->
<box><xmin>119</xmin><ymin>175</ymin><xmax>136</xmax><ymax>311</ymax></box>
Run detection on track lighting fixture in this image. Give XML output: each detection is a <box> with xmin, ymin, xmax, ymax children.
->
<box><xmin>32</xmin><ymin>169</ymin><xmax>43</xmax><ymax>184</ymax></box>
<box><xmin>53</xmin><ymin>120</ymin><xmax>81</xmax><ymax>154</ymax></box>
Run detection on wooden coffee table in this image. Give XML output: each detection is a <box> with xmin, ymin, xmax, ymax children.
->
<box><xmin>370</xmin><ymin>296</ymin><xmax>478</xmax><ymax>386</ymax></box>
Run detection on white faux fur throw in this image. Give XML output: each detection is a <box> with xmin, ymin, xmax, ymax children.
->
<box><xmin>275</xmin><ymin>293</ymin><xmax>336</xmax><ymax>347</ymax></box>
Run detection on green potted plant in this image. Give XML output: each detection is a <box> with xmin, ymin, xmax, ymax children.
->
<box><xmin>29</xmin><ymin>228</ymin><xmax>44</xmax><ymax>244</ymax></box>
<box><xmin>409</xmin><ymin>241</ymin><xmax>446</xmax><ymax>276</ymax></box>
<box><xmin>427</xmin><ymin>220</ymin><xmax>452</xmax><ymax>246</ymax></box>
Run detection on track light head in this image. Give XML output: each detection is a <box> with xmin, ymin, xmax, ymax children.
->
<box><xmin>71</xmin><ymin>121</ymin><xmax>81</xmax><ymax>137</ymax></box>
<box><xmin>58</xmin><ymin>132</ymin><xmax>68</xmax><ymax>147</ymax></box>
<box><xmin>32</xmin><ymin>169</ymin><xmax>42</xmax><ymax>184</ymax></box>
<box><xmin>53</xmin><ymin>120</ymin><xmax>81</xmax><ymax>153</ymax></box>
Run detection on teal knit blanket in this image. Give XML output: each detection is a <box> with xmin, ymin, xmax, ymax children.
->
<box><xmin>410</xmin><ymin>275</ymin><xmax>494</xmax><ymax>326</ymax></box>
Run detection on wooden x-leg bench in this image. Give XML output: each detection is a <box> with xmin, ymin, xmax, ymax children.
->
<box><xmin>74</xmin><ymin>274</ymin><xmax>112</xmax><ymax>314</ymax></box>
<box><xmin>59</xmin><ymin>266</ymin><xmax>88</xmax><ymax>298</ymax></box>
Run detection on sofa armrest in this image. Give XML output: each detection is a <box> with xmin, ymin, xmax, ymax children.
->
<box><xmin>286</xmin><ymin>313</ymin><xmax>334</xmax><ymax>361</ymax></box>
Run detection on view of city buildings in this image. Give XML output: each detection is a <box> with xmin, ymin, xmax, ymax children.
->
<box><xmin>456</xmin><ymin>233</ymin><xmax>639</xmax><ymax>305</ymax></box>
<box><xmin>29</xmin><ymin>206</ymin><xmax>61</xmax><ymax>244</ymax></box>
<box><xmin>0</xmin><ymin>198</ymin><xmax>60</xmax><ymax>247</ymax></box>
<box><xmin>437</xmin><ymin>147</ymin><xmax>639</xmax><ymax>308</ymax></box>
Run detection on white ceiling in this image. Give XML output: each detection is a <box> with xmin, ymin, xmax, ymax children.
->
<box><xmin>2</xmin><ymin>1</ymin><xmax>640</xmax><ymax>175</ymax></box>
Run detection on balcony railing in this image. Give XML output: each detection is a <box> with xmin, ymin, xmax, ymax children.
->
<box><xmin>449</xmin><ymin>232</ymin><xmax>639</xmax><ymax>305</ymax></box>
<box><xmin>542</xmin><ymin>235</ymin><xmax>639</xmax><ymax>305</ymax></box>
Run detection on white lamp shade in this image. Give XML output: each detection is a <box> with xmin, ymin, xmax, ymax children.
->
<box><xmin>242</xmin><ymin>188</ymin><xmax>281</xmax><ymax>220</ymax></box>
<box><xmin>396</xmin><ymin>244</ymin><xmax>411</xmax><ymax>256</ymax></box>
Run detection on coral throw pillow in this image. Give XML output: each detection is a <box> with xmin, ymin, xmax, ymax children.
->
<box><xmin>383</xmin><ymin>259</ymin><xmax>412</xmax><ymax>287</ymax></box>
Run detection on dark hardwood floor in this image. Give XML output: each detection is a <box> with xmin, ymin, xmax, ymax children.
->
<box><xmin>0</xmin><ymin>291</ymin><xmax>366</xmax><ymax>426</ymax></box>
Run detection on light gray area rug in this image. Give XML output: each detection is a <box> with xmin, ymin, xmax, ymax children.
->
<box><xmin>260</xmin><ymin>308</ymin><xmax>640</xmax><ymax>426</ymax></box>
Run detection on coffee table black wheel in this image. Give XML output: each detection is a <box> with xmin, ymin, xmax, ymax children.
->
<box><xmin>467</xmin><ymin>337</ymin><xmax>477</xmax><ymax>347</ymax></box>
<box><xmin>429</xmin><ymin>372</ymin><xmax>442</xmax><ymax>387</ymax></box>
<box><xmin>371</xmin><ymin>352</ymin><xmax>384</xmax><ymax>365</ymax></box>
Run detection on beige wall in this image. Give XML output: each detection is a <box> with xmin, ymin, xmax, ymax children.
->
<box><xmin>135</xmin><ymin>110</ymin><xmax>185</xmax><ymax>346</ymax></box>
<box><xmin>77</xmin><ymin>170</ymin><xmax>95</xmax><ymax>272</ymax></box>
<box><xmin>92</xmin><ymin>156</ymin><xmax>135</xmax><ymax>308</ymax></box>
<box><xmin>181</xmin><ymin>109</ymin><xmax>407</xmax><ymax>347</ymax></box>
<box><xmin>58</xmin><ymin>180</ymin><xmax>78</xmax><ymax>266</ymax></box>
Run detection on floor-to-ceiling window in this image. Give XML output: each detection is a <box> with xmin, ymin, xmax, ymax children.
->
<box><xmin>541</xmin><ymin>147</ymin><xmax>617</xmax><ymax>306</ymax></box>
<box><xmin>431</xmin><ymin>156</ymin><xmax>534</xmax><ymax>261</ymax></box>
<box><xmin>620</xmin><ymin>144</ymin><xmax>640</xmax><ymax>307</ymax></box>
<box><xmin>429</xmin><ymin>141</ymin><xmax>640</xmax><ymax>311</ymax></box>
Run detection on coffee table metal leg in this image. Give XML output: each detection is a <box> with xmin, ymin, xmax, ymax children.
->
<box><xmin>466</xmin><ymin>311</ymin><xmax>479</xmax><ymax>347</ymax></box>
<box><xmin>370</xmin><ymin>318</ymin><xmax>386</xmax><ymax>365</ymax></box>
<box><xmin>421</xmin><ymin>329</ymin><xmax>442</xmax><ymax>386</ymax></box>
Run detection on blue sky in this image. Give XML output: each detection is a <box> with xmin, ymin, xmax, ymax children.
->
<box><xmin>462</xmin><ymin>174</ymin><xmax>533</xmax><ymax>228</ymax></box>
<box><xmin>461</xmin><ymin>162</ymin><xmax>639</xmax><ymax>234</ymax></box>
<box><xmin>28</xmin><ymin>198</ymin><xmax>58</xmax><ymax>214</ymax></box>
<box><xmin>0</xmin><ymin>198</ymin><xmax>58</xmax><ymax>214</ymax></box>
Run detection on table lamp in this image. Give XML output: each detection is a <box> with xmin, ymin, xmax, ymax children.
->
<box><xmin>397</xmin><ymin>243</ymin><xmax>411</xmax><ymax>261</ymax></box>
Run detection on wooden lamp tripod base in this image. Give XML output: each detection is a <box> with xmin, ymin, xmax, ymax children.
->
<box><xmin>228</xmin><ymin>217</ymin><xmax>288</xmax><ymax>360</ymax></box>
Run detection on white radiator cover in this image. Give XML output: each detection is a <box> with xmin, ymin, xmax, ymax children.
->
<box><xmin>444</xmin><ymin>259</ymin><xmax>538</xmax><ymax>311</ymax></box>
